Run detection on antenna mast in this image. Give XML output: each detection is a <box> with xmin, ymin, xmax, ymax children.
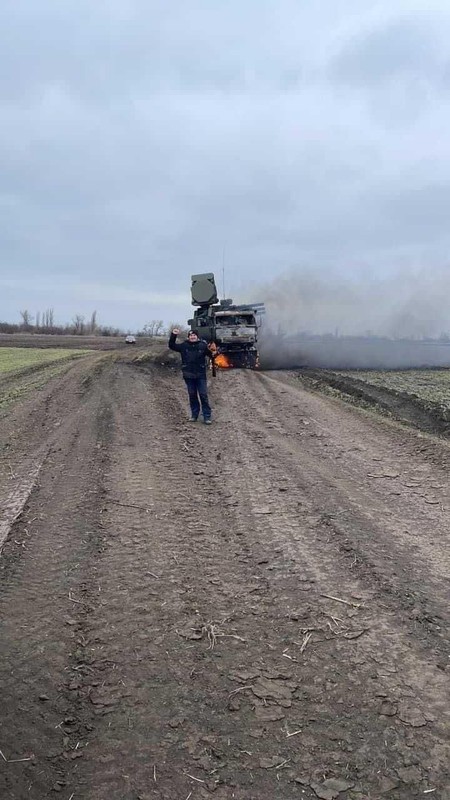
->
<box><xmin>221</xmin><ymin>245</ymin><xmax>226</xmax><ymax>300</ymax></box>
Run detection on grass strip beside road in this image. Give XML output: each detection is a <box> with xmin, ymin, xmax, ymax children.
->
<box><xmin>334</xmin><ymin>368</ymin><xmax>450</xmax><ymax>413</ymax></box>
<box><xmin>297</xmin><ymin>367</ymin><xmax>450</xmax><ymax>436</ymax></box>
<box><xmin>0</xmin><ymin>347</ymin><xmax>89</xmax><ymax>376</ymax></box>
<box><xmin>0</xmin><ymin>348</ymin><xmax>90</xmax><ymax>412</ymax></box>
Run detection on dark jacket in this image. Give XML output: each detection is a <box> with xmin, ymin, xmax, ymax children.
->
<box><xmin>169</xmin><ymin>333</ymin><xmax>212</xmax><ymax>378</ymax></box>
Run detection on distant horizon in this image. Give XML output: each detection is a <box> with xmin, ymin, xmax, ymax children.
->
<box><xmin>1</xmin><ymin>324</ymin><xmax>450</xmax><ymax>344</ymax></box>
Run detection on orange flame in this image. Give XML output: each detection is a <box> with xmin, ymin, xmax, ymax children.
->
<box><xmin>214</xmin><ymin>353</ymin><xmax>233</xmax><ymax>369</ymax></box>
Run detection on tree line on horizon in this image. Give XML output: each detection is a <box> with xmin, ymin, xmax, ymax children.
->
<box><xmin>1</xmin><ymin>310</ymin><xmax>448</xmax><ymax>343</ymax></box>
<box><xmin>0</xmin><ymin>310</ymin><xmax>188</xmax><ymax>337</ymax></box>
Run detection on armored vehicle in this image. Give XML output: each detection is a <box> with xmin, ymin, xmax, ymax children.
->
<box><xmin>188</xmin><ymin>273</ymin><xmax>264</xmax><ymax>368</ymax></box>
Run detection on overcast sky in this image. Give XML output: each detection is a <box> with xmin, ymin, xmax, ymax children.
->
<box><xmin>1</xmin><ymin>0</ymin><xmax>450</xmax><ymax>332</ymax></box>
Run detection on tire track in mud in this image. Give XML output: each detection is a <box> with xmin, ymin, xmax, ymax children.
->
<box><xmin>0</xmin><ymin>361</ymin><xmax>449</xmax><ymax>800</ymax></box>
<box><xmin>0</xmin><ymin>365</ymin><xmax>114</xmax><ymax>799</ymax></box>
<box><xmin>60</xmin><ymin>364</ymin><xmax>320</xmax><ymax>800</ymax></box>
<box><xmin>219</xmin><ymin>370</ymin><xmax>450</xmax><ymax>651</ymax></box>
<box><xmin>83</xmin><ymin>363</ymin><xmax>448</xmax><ymax>800</ymax></box>
<box><xmin>250</xmin><ymin>371</ymin><xmax>450</xmax><ymax>598</ymax></box>
<box><xmin>209</xmin><ymin>369</ymin><xmax>450</xmax><ymax>796</ymax></box>
<box><xmin>0</xmin><ymin>453</ymin><xmax>47</xmax><ymax>553</ymax></box>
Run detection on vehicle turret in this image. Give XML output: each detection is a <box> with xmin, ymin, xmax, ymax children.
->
<box><xmin>187</xmin><ymin>272</ymin><xmax>264</xmax><ymax>368</ymax></box>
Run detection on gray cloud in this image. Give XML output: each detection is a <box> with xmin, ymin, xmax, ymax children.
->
<box><xmin>1</xmin><ymin>1</ymin><xmax>450</xmax><ymax>330</ymax></box>
<box><xmin>330</xmin><ymin>16</ymin><xmax>443</xmax><ymax>85</ymax></box>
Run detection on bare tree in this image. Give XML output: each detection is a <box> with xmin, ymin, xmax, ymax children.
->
<box><xmin>42</xmin><ymin>308</ymin><xmax>54</xmax><ymax>329</ymax></box>
<box><xmin>89</xmin><ymin>310</ymin><xmax>97</xmax><ymax>334</ymax></box>
<box><xmin>72</xmin><ymin>314</ymin><xmax>85</xmax><ymax>335</ymax></box>
<box><xmin>35</xmin><ymin>311</ymin><xmax>41</xmax><ymax>329</ymax></box>
<box><xmin>142</xmin><ymin>320</ymin><xmax>161</xmax><ymax>336</ymax></box>
<box><xmin>19</xmin><ymin>309</ymin><xmax>33</xmax><ymax>329</ymax></box>
<box><xmin>166</xmin><ymin>322</ymin><xmax>189</xmax><ymax>336</ymax></box>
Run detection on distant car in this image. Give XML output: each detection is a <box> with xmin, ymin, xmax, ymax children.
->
<box><xmin>125</xmin><ymin>335</ymin><xmax>136</xmax><ymax>344</ymax></box>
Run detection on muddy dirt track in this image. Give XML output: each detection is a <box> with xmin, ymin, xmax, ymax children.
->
<box><xmin>0</xmin><ymin>355</ymin><xmax>449</xmax><ymax>800</ymax></box>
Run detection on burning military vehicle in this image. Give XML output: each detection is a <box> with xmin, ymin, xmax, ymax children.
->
<box><xmin>188</xmin><ymin>273</ymin><xmax>265</xmax><ymax>369</ymax></box>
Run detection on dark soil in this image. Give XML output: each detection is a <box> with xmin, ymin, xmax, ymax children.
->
<box><xmin>297</xmin><ymin>369</ymin><xmax>450</xmax><ymax>437</ymax></box>
<box><xmin>0</xmin><ymin>357</ymin><xmax>449</xmax><ymax>799</ymax></box>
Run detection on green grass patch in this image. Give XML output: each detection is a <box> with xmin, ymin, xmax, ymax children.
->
<box><xmin>0</xmin><ymin>348</ymin><xmax>90</xmax><ymax>412</ymax></box>
<box><xmin>0</xmin><ymin>362</ymin><xmax>76</xmax><ymax>411</ymax></box>
<box><xmin>0</xmin><ymin>347</ymin><xmax>89</xmax><ymax>375</ymax></box>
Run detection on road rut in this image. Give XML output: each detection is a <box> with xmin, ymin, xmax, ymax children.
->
<box><xmin>0</xmin><ymin>359</ymin><xmax>448</xmax><ymax>799</ymax></box>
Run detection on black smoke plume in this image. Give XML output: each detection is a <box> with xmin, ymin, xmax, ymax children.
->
<box><xmin>243</xmin><ymin>267</ymin><xmax>450</xmax><ymax>369</ymax></box>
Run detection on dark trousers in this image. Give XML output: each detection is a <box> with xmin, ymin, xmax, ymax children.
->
<box><xmin>183</xmin><ymin>375</ymin><xmax>211</xmax><ymax>420</ymax></box>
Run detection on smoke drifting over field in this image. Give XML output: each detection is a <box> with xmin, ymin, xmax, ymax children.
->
<box><xmin>248</xmin><ymin>267</ymin><xmax>450</xmax><ymax>369</ymax></box>
<box><xmin>257</xmin><ymin>267</ymin><xmax>450</xmax><ymax>338</ymax></box>
<box><xmin>259</xmin><ymin>334</ymin><xmax>450</xmax><ymax>370</ymax></box>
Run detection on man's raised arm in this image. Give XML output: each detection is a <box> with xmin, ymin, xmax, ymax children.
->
<box><xmin>168</xmin><ymin>328</ymin><xmax>183</xmax><ymax>352</ymax></box>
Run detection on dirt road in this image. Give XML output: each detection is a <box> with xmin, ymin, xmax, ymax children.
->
<box><xmin>0</xmin><ymin>356</ymin><xmax>449</xmax><ymax>800</ymax></box>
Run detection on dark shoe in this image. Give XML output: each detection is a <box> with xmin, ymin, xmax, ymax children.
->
<box><xmin>204</xmin><ymin>419</ymin><xmax>212</xmax><ymax>425</ymax></box>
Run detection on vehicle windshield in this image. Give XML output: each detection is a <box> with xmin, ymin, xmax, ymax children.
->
<box><xmin>216</xmin><ymin>315</ymin><xmax>254</xmax><ymax>326</ymax></box>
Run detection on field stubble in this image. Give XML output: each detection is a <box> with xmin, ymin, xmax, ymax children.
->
<box><xmin>297</xmin><ymin>367</ymin><xmax>450</xmax><ymax>436</ymax></box>
<box><xmin>337</xmin><ymin>369</ymin><xmax>450</xmax><ymax>411</ymax></box>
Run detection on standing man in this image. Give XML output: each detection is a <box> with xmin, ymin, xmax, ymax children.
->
<box><xmin>169</xmin><ymin>328</ymin><xmax>214</xmax><ymax>424</ymax></box>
